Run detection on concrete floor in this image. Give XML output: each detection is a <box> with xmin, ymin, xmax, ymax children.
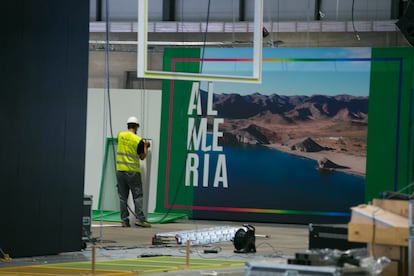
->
<box><xmin>89</xmin><ymin>218</ymin><xmax>309</xmax><ymax>257</ymax></box>
<box><xmin>1</xmin><ymin>219</ymin><xmax>311</xmax><ymax>275</ymax></box>
<box><xmin>0</xmin><ymin>219</ymin><xmax>377</xmax><ymax>275</ymax></box>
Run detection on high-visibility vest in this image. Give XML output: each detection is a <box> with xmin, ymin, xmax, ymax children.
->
<box><xmin>116</xmin><ymin>131</ymin><xmax>142</xmax><ymax>172</ymax></box>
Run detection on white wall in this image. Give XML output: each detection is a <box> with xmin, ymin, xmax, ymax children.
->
<box><xmin>175</xmin><ymin>0</ymin><xmax>240</xmax><ymax>21</ymax></box>
<box><xmin>90</xmin><ymin>0</ymin><xmax>163</xmax><ymax>21</ymax></box>
<box><xmin>84</xmin><ymin>88</ymin><xmax>162</xmax><ymax>211</ymax></box>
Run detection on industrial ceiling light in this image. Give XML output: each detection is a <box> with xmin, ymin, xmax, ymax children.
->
<box><xmin>233</xmin><ymin>224</ymin><xmax>256</xmax><ymax>253</ymax></box>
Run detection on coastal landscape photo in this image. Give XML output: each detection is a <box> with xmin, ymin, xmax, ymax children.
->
<box><xmin>191</xmin><ymin>48</ymin><xmax>371</xmax><ymax>222</ymax></box>
<box><xmin>214</xmin><ymin>92</ymin><xmax>368</xmax><ymax>176</ymax></box>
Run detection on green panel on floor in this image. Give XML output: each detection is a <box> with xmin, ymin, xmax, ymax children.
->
<box><xmin>40</xmin><ymin>256</ymin><xmax>244</xmax><ymax>274</ymax></box>
<box><xmin>147</xmin><ymin>212</ymin><xmax>188</xmax><ymax>224</ymax></box>
<box><xmin>92</xmin><ymin>210</ymin><xmax>122</xmax><ymax>222</ymax></box>
<box><xmin>92</xmin><ymin>210</ymin><xmax>187</xmax><ymax>224</ymax></box>
<box><xmin>0</xmin><ymin>266</ymin><xmax>135</xmax><ymax>275</ymax></box>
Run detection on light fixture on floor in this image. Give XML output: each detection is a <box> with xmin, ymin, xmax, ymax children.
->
<box><xmin>153</xmin><ymin>226</ymin><xmax>240</xmax><ymax>246</ymax></box>
<box><xmin>233</xmin><ymin>224</ymin><xmax>256</xmax><ymax>253</ymax></box>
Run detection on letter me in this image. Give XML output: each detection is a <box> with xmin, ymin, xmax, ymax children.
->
<box><xmin>185</xmin><ymin>81</ymin><xmax>228</xmax><ymax>188</ymax></box>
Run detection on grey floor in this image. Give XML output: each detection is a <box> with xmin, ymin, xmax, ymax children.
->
<box><xmin>1</xmin><ymin>219</ymin><xmax>311</xmax><ymax>275</ymax></box>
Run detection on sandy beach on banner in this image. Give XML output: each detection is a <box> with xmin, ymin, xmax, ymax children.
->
<box><xmin>266</xmin><ymin>143</ymin><xmax>366</xmax><ymax>177</ymax></box>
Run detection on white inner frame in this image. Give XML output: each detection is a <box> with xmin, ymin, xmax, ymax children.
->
<box><xmin>137</xmin><ymin>0</ymin><xmax>263</xmax><ymax>83</ymax></box>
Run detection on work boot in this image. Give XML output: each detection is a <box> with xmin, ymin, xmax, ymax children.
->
<box><xmin>121</xmin><ymin>220</ymin><xmax>130</xmax><ymax>227</ymax></box>
<box><xmin>135</xmin><ymin>220</ymin><xmax>151</xmax><ymax>228</ymax></box>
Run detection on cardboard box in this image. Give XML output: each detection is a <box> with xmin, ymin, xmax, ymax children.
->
<box><xmin>348</xmin><ymin>204</ymin><xmax>408</xmax><ymax>246</ymax></box>
<box><xmin>347</xmin><ymin>199</ymin><xmax>413</xmax><ymax>276</ymax></box>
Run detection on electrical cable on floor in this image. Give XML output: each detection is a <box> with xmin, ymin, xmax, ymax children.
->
<box><xmin>193</xmin><ymin>246</ymin><xmax>222</xmax><ymax>258</ymax></box>
<box><xmin>255</xmin><ymin>242</ymin><xmax>283</xmax><ymax>257</ymax></box>
<box><xmin>102</xmin><ymin>245</ymin><xmax>141</xmax><ymax>250</ymax></box>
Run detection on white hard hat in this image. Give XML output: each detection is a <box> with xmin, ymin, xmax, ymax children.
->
<box><xmin>127</xmin><ymin>116</ymin><xmax>139</xmax><ymax>125</ymax></box>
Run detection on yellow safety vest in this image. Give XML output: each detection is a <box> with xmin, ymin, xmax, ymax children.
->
<box><xmin>116</xmin><ymin>131</ymin><xmax>142</xmax><ymax>172</ymax></box>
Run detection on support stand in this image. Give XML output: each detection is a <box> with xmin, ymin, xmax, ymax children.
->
<box><xmin>409</xmin><ymin>199</ymin><xmax>413</xmax><ymax>276</ymax></box>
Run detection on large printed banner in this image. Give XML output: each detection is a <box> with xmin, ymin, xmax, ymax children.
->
<box><xmin>156</xmin><ymin>47</ymin><xmax>414</xmax><ymax>224</ymax></box>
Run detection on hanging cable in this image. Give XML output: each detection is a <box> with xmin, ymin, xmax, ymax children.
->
<box><xmin>265</xmin><ymin>0</ymin><xmax>274</xmax><ymax>48</ymax></box>
<box><xmin>97</xmin><ymin>0</ymin><xmax>115</xmax><ymax>246</ymax></box>
<box><xmin>105</xmin><ymin>11</ymin><xmax>115</xmax><ymax>143</ymax></box>
<box><xmin>139</xmin><ymin>0</ymin><xmax>213</xmax><ymax>226</ymax></box>
<box><xmin>200</xmin><ymin>0</ymin><xmax>211</xmax><ymax>74</ymax></box>
<box><xmin>306</xmin><ymin>0</ymin><xmax>311</xmax><ymax>47</ymax></box>
<box><xmin>192</xmin><ymin>0</ymin><xmax>211</xmax><ymax>152</ymax></box>
<box><xmin>351</xmin><ymin>0</ymin><xmax>361</xmax><ymax>41</ymax></box>
<box><xmin>171</xmin><ymin>0</ymin><xmax>213</xmax><ymax>235</ymax></box>
<box><xmin>97</xmin><ymin>0</ymin><xmax>131</xmax><ymax>242</ymax></box>
<box><xmin>110</xmin><ymin>1</ymin><xmax>215</xmax><ymax>226</ymax></box>
<box><xmin>231</xmin><ymin>0</ymin><xmax>236</xmax><ymax>44</ymax></box>
<box><xmin>276</xmin><ymin>0</ymin><xmax>281</xmax><ymax>47</ymax></box>
<box><xmin>151</xmin><ymin>0</ymin><xmax>213</xmax><ymax>225</ymax></box>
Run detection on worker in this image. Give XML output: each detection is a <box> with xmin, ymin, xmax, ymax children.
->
<box><xmin>116</xmin><ymin>116</ymin><xmax>151</xmax><ymax>228</ymax></box>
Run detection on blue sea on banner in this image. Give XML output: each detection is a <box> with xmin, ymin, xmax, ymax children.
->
<box><xmin>193</xmin><ymin>144</ymin><xmax>365</xmax><ymax>214</ymax></box>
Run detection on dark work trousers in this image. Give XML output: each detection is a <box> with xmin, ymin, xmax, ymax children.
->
<box><xmin>116</xmin><ymin>171</ymin><xmax>146</xmax><ymax>223</ymax></box>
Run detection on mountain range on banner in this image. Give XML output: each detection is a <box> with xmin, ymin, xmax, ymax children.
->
<box><xmin>200</xmin><ymin>91</ymin><xmax>368</xmax><ymax>122</ymax></box>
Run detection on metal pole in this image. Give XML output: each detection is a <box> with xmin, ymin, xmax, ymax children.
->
<box><xmin>186</xmin><ymin>240</ymin><xmax>191</xmax><ymax>267</ymax></box>
<box><xmin>91</xmin><ymin>245</ymin><xmax>96</xmax><ymax>274</ymax></box>
<box><xmin>409</xmin><ymin>199</ymin><xmax>413</xmax><ymax>276</ymax></box>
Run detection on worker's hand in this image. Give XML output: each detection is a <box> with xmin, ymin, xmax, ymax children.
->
<box><xmin>144</xmin><ymin>141</ymin><xmax>151</xmax><ymax>148</ymax></box>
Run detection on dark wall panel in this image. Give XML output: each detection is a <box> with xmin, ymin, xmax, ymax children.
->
<box><xmin>0</xmin><ymin>0</ymin><xmax>89</xmax><ymax>257</ymax></box>
<box><xmin>396</xmin><ymin>3</ymin><xmax>414</xmax><ymax>46</ymax></box>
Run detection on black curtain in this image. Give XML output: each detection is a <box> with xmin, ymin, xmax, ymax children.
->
<box><xmin>0</xmin><ymin>0</ymin><xmax>89</xmax><ymax>257</ymax></box>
